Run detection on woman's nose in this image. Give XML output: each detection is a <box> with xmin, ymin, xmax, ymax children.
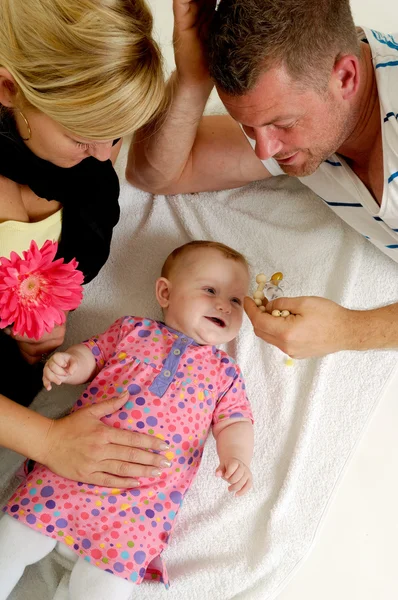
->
<box><xmin>88</xmin><ymin>142</ymin><xmax>113</xmax><ymax>162</ymax></box>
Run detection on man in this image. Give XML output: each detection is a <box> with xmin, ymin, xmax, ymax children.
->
<box><xmin>127</xmin><ymin>0</ymin><xmax>398</xmax><ymax>358</ymax></box>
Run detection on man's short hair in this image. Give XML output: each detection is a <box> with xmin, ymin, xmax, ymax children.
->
<box><xmin>161</xmin><ymin>240</ymin><xmax>248</xmax><ymax>279</ymax></box>
<box><xmin>207</xmin><ymin>0</ymin><xmax>360</xmax><ymax>95</ymax></box>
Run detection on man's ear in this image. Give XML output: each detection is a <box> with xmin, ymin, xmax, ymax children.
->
<box><xmin>331</xmin><ymin>54</ymin><xmax>360</xmax><ymax>101</ymax></box>
<box><xmin>0</xmin><ymin>68</ymin><xmax>19</xmax><ymax>108</ymax></box>
<box><xmin>155</xmin><ymin>277</ymin><xmax>172</xmax><ymax>308</ymax></box>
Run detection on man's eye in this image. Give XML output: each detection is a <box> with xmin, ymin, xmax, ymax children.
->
<box><xmin>275</xmin><ymin>122</ymin><xmax>296</xmax><ymax>130</ymax></box>
<box><xmin>75</xmin><ymin>142</ymin><xmax>89</xmax><ymax>149</ymax></box>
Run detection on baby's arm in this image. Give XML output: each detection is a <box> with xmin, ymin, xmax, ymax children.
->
<box><xmin>43</xmin><ymin>344</ymin><xmax>96</xmax><ymax>390</ymax></box>
<box><xmin>212</xmin><ymin>419</ymin><xmax>254</xmax><ymax>497</ymax></box>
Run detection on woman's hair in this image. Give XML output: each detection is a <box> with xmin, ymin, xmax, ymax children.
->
<box><xmin>0</xmin><ymin>0</ymin><xmax>165</xmax><ymax>139</ymax></box>
<box><xmin>161</xmin><ymin>241</ymin><xmax>249</xmax><ymax>279</ymax></box>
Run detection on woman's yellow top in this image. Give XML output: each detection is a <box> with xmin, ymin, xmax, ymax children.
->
<box><xmin>0</xmin><ymin>209</ymin><xmax>62</xmax><ymax>259</ymax></box>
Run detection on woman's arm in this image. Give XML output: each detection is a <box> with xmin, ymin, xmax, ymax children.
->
<box><xmin>0</xmin><ymin>393</ymin><xmax>171</xmax><ymax>487</ymax></box>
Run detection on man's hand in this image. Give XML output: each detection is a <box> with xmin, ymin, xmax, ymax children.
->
<box><xmin>244</xmin><ymin>296</ymin><xmax>356</xmax><ymax>358</ymax></box>
<box><xmin>216</xmin><ymin>458</ymin><xmax>252</xmax><ymax>496</ymax></box>
<box><xmin>38</xmin><ymin>393</ymin><xmax>172</xmax><ymax>488</ymax></box>
<box><xmin>173</xmin><ymin>0</ymin><xmax>216</xmax><ymax>86</ymax></box>
<box><xmin>43</xmin><ymin>352</ymin><xmax>78</xmax><ymax>390</ymax></box>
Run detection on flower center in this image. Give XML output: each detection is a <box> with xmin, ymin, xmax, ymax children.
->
<box><xmin>18</xmin><ymin>274</ymin><xmax>46</xmax><ymax>302</ymax></box>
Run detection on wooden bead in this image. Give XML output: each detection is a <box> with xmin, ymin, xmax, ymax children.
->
<box><xmin>254</xmin><ymin>298</ymin><xmax>263</xmax><ymax>306</ymax></box>
<box><xmin>259</xmin><ymin>305</ymin><xmax>266</xmax><ymax>312</ymax></box>
<box><xmin>253</xmin><ymin>290</ymin><xmax>264</xmax><ymax>299</ymax></box>
<box><xmin>272</xmin><ymin>309</ymin><xmax>281</xmax><ymax>317</ymax></box>
<box><xmin>280</xmin><ymin>310</ymin><xmax>290</xmax><ymax>317</ymax></box>
<box><xmin>255</xmin><ymin>273</ymin><xmax>267</xmax><ymax>283</ymax></box>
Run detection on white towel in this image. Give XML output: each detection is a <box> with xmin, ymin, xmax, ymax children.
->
<box><xmin>1</xmin><ymin>149</ymin><xmax>398</xmax><ymax>600</ymax></box>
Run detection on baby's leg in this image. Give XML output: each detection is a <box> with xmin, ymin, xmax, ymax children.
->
<box><xmin>0</xmin><ymin>514</ymin><xmax>56</xmax><ymax>600</ymax></box>
<box><xmin>69</xmin><ymin>558</ymin><xmax>134</xmax><ymax>600</ymax></box>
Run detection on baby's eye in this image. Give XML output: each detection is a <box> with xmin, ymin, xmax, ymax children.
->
<box><xmin>205</xmin><ymin>287</ymin><xmax>216</xmax><ymax>294</ymax></box>
<box><xmin>231</xmin><ymin>297</ymin><xmax>242</xmax><ymax>305</ymax></box>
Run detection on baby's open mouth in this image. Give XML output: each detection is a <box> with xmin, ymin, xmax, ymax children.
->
<box><xmin>205</xmin><ymin>316</ymin><xmax>226</xmax><ymax>328</ymax></box>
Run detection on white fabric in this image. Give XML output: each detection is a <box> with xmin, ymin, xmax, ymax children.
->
<box><xmin>1</xmin><ymin>148</ymin><xmax>398</xmax><ymax>600</ymax></box>
<box><xmin>256</xmin><ymin>28</ymin><xmax>398</xmax><ymax>262</ymax></box>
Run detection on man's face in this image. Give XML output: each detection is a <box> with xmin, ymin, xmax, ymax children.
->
<box><xmin>218</xmin><ymin>65</ymin><xmax>356</xmax><ymax>177</ymax></box>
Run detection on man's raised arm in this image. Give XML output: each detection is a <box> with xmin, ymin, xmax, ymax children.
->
<box><xmin>126</xmin><ymin>0</ymin><xmax>270</xmax><ymax>195</ymax></box>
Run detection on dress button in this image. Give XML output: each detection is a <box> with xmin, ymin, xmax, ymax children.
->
<box><xmin>163</xmin><ymin>370</ymin><xmax>171</xmax><ymax>378</ymax></box>
<box><xmin>181</xmin><ymin>337</ymin><xmax>187</xmax><ymax>343</ymax></box>
<box><xmin>173</xmin><ymin>349</ymin><xmax>181</xmax><ymax>356</ymax></box>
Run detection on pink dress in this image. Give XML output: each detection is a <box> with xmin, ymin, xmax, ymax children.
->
<box><xmin>4</xmin><ymin>317</ymin><xmax>252</xmax><ymax>586</ymax></box>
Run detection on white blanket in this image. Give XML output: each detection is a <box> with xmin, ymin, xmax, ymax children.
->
<box><xmin>2</xmin><ymin>148</ymin><xmax>398</xmax><ymax>600</ymax></box>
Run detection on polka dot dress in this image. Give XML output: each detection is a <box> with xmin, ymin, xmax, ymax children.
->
<box><xmin>4</xmin><ymin>317</ymin><xmax>252</xmax><ymax>587</ymax></box>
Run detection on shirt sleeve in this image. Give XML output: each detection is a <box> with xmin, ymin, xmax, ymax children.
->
<box><xmin>212</xmin><ymin>362</ymin><xmax>253</xmax><ymax>426</ymax></box>
<box><xmin>82</xmin><ymin>316</ymin><xmax>130</xmax><ymax>372</ymax></box>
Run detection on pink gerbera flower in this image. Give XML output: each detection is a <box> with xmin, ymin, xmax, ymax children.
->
<box><xmin>0</xmin><ymin>240</ymin><xmax>84</xmax><ymax>340</ymax></box>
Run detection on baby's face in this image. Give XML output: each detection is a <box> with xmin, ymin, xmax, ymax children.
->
<box><xmin>160</xmin><ymin>249</ymin><xmax>249</xmax><ymax>345</ymax></box>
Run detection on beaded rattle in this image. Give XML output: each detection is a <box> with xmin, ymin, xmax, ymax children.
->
<box><xmin>253</xmin><ymin>272</ymin><xmax>294</xmax><ymax>366</ymax></box>
<box><xmin>253</xmin><ymin>272</ymin><xmax>291</xmax><ymax>317</ymax></box>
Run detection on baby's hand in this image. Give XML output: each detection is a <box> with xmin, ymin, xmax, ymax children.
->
<box><xmin>43</xmin><ymin>352</ymin><xmax>77</xmax><ymax>391</ymax></box>
<box><xmin>215</xmin><ymin>458</ymin><xmax>252</xmax><ymax>497</ymax></box>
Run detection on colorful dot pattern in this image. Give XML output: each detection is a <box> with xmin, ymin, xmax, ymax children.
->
<box><xmin>3</xmin><ymin>317</ymin><xmax>252</xmax><ymax>587</ymax></box>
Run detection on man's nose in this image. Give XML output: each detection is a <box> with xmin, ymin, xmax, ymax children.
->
<box><xmin>88</xmin><ymin>142</ymin><xmax>113</xmax><ymax>162</ymax></box>
<box><xmin>254</xmin><ymin>128</ymin><xmax>283</xmax><ymax>161</ymax></box>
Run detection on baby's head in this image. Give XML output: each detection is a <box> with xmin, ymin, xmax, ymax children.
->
<box><xmin>156</xmin><ymin>241</ymin><xmax>250</xmax><ymax>345</ymax></box>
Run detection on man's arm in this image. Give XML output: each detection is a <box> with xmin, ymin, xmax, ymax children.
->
<box><xmin>244</xmin><ymin>296</ymin><xmax>398</xmax><ymax>358</ymax></box>
<box><xmin>126</xmin><ymin>0</ymin><xmax>270</xmax><ymax>195</ymax></box>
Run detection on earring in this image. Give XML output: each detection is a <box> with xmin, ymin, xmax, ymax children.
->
<box><xmin>16</xmin><ymin>108</ymin><xmax>31</xmax><ymax>141</ymax></box>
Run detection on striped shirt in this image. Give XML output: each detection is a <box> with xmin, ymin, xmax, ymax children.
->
<box><xmin>258</xmin><ymin>27</ymin><xmax>398</xmax><ymax>262</ymax></box>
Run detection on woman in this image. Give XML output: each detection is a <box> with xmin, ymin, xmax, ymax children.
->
<box><xmin>0</xmin><ymin>0</ymin><xmax>169</xmax><ymax>487</ymax></box>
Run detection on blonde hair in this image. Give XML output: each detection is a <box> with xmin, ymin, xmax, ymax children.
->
<box><xmin>0</xmin><ymin>0</ymin><xmax>165</xmax><ymax>139</ymax></box>
<box><xmin>161</xmin><ymin>241</ymin><xmax>249</xmax><ymax>279</ymax></box>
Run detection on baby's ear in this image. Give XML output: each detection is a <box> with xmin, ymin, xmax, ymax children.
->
<box><xmin>155</xmin><ymin>277</ymin><xmax>172</xmax><ymax>308</ymax></box>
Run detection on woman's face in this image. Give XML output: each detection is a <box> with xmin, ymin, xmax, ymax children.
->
<box><xmin>15</xmin><ymin>106</ymin><xmax>114</xmax><ymax>168</ymax></box>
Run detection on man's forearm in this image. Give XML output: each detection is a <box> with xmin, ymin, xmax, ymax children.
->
<box><xmin>126</xmin><ymin>71</ymin><xmax>213</xmax><ymax>193</ymax></box>
<box><xmin>348</xmin><ymin>302</ymin><xmax>398</xmax><ymax>351</ymax></box>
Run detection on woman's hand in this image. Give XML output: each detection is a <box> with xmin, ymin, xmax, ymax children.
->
<box><xmin>37</xmin><ymin>393</ymin><xmax>172</xmax><ymax>487</ymax></box>
<box><xmin>4</xmin><ymin>316</ymin><xmax>68</xmax><ymax>365</ymax></box>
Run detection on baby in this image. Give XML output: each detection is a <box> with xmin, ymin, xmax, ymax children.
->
<box><xmin>0</xmin><ymin>241</ymin><xmax>254</xmax><ymax>600</ymax></box>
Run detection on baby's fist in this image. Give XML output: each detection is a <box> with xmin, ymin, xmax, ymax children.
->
<box><xmin>43</xmin><ymin>352</ymin><xmax>77</xmax><ymax>391</ymax></box>
<box><xmin>215</xmin><ymin>458</ymin><xmax>252</xmax><ymax>496</ymax></box>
